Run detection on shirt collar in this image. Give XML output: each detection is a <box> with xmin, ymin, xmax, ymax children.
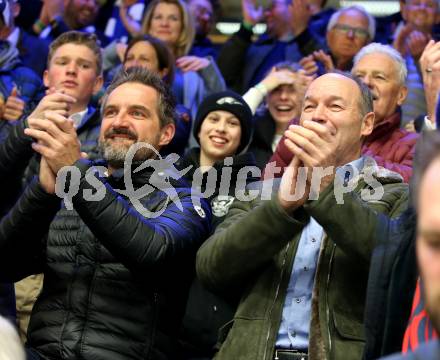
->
<box><xmin>69</xmin><ymin>108</ymin><xmax>88</xmax><ymax>129</ymax></box>
<box><xmin>336</xmin><ymin>156</ymin><xmax>364</xmax><ymax>186</ymax></box>
<box><xmin>7</xmin><ymin>27</ymin><xmax>19</xmax><ymax>49</ymax></box>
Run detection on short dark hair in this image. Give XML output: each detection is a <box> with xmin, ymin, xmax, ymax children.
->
<box><xmin>102</xmin><ymin>67</ymin><xmax>176</xmax><ymax>128</ymax></box>
<box><xmin>124</xmin><ymin>35</ymin><xmax>175</xmax><ymax>86</ymax></box>
<box><xmin>329</xmin><ymin>70</ymin><xmax>374</xmax><ymax>117</ymax></box>
<box><xmin>47</xmin><ymin>31</ymin><xmax>103</xmax><ymax>75</ymax></box>
<box><xmin>411</xmin><ymin>131</ymin><xmax>440</xmax><ymax>208</ymax></box>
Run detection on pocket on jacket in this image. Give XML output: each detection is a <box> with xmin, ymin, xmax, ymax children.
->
<box><xmin>333</xmin><ymin>309</ymin><xmax>365</xmax><ymax>341</ymax></box>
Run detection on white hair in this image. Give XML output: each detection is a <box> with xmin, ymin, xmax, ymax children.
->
<box><xmin>327</xmin><ymin>5</ymin><xmax>376</xmax><ymax>40</ymax></box>
<box><xmin>353</xmin><ymin>43</ymin><xmax>408</xmax><ymax>84</ymax></box>
<box><xmin>0</xmin><ymin>316</ymin><xmax>25</xmax><ymax>360</ymax></box>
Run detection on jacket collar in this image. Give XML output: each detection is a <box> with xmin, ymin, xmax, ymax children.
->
<box><xmin>365</xmin><ymin>111</ymin><xmax>401</xmax><ymax>144</ymax></box>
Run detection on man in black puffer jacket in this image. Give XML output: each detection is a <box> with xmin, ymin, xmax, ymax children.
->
<box><xmin>0</xmin><ymin>67</ymin><xmax>211</xmax><ymax>360</ymax></box>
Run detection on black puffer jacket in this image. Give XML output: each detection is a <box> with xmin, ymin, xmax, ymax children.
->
<box><xmin>0</xmin><ymin>159</ymin><xmax>211</xmax><ymax>360</ymax></box>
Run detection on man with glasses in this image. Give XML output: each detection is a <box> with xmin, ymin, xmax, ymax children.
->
<box><xmin>217</xmin><ymin>0</ymin><xmax>331</xmax><ymax>94</ymax></box>
<box><xmin>299</xmin><ymin>6</ymin><xmax>375</xmax><ymax>74</ymax></box>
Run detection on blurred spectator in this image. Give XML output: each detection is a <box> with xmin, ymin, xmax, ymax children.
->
<box><xmin>0</xmin><ymin>0</ymin><xmax>50</xmax><ymax>77</ymax></box>
<box><xmin>31</xmin><ymin>0</ymin><xmax>107</xmax><ymax>45</ymax></box>
<box><xmin>267</xmin><ymin>43</ymin><xmax>418</xmax><ymax>183</ymax></box>
<box><xmin>393</xmin><ymin>0</ymin><xmax>440</xmax><ymax>125</ymax></box>
<box><xmin>243</xmin><ymin>61</ymin><xmax>312</xmax><ymax>169</ymax></box>
<box><xmin>102</xmin><ymin>0</ymin><xmax>146</xmax><ymax>44</ymax></box>
<box><xmin>102</xmin><ymin>0</ymin><xmax>226</xmax><ymax>124</ymax></box>
<box><xmin>177</xmin><ymin>91</ymin><xmax>258</xmax><ymax>359</ymax></box>
<box><xmin>416</xmin><ymin>39</ymin><xmax>440</xmax><ymax>130</ymax></box>
<box><xmin>218</xmin><ymin>0</ymin><xmax>302</xmax><ymax>93</ymax></box>
<box><xmin>123</xmin><ymin>35</ymin><xmax>192</xmax><ymax>155</ymax></box>
<box><xmin>0</xmin><ymin>316</ymin><xmax>25</xmax><ymax>360</ymax></box>
<box><xmin>186</xmin><ymin>0</ymin><xmax>219</xmax><ymax>58</ymax></box>
<box><xmin>299</xmin><ymin>5</ymin><xmax>375</xmax><ymax>76</ymax></box>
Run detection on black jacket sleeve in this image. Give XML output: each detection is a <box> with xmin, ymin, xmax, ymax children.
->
<box><xmin>0</xmin><ymin>179</ymin><xmax>61</xmax><ymax>281</ymax></box>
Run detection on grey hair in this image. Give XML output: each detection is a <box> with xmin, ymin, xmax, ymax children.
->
<box><xmin>327</xmin><ymin>5</ymin><xmax>376</xmax><ymax>40</ymax></box>
<box><xmin>329</xmin><ymin>70</ymin><xmax>374</xmax><ymax>117</ymax></box>
<box><xmin>353</xmin><ymin>43</ymin><xmax>408</xmax><ymax>85</ymax></box>
<box><xmin>101</xmin><ymin>66</ymin><xmax>176</xmax><ymax>128</ymax></box>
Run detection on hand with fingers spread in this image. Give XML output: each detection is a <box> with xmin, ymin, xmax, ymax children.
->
<box><xmin>299</xmin><ymin>54</ymin><xmax>319</xmax><ymax>77</ymax></box>
<box><xmin>259</xmin><ymin>67</ymin><xmax>297</xmax><ymax>93</ymax></box>
<box><xmin>242</xmin><ymin>0</ymin><xmax>263</xmax><ymax>26</ymax></box>
<box><xmin>407</xmin><ymin>30</ymin><xmax>430</xmax><ymax>60</ymax></box>
<box><xmin>393</xmin><ymin>24</ymin><xmax>414</xmax><ymax>56</ymax></box>
<box><xmin>176</xmin><ymin>56</ymin><xmax>210</xmax><ymax>72</ymax></box>
<box><xmin>313</xmin><ymin>50</ymin><xmax>335</xmax><ymax>73</ymax></box>
<box><xmin>420</xmin><ymin>40</ymin><xmax>440</xmax><ymax>123</ymax></box>
<box><xmin>27</xmin><ymin>89</ymin><xmax>77</xmax><ymax>127</ymax></box>
<box><xmin>288</xmin><ymin>0</ymin><xmax>311</xmax><ymax>37</ymax></box>
<box><xmin>24</xmin><ymin>111</ymin><xmax>81</xmax><ymax>174</ymax></box>
<box><xmin>3</xmin><ymin>86</ymin><xmax>25</xmax><ymax>121</ymax></box>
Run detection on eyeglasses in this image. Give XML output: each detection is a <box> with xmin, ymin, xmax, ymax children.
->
<box><xmin>406</xmin><ymin>1</ymin><xmax>437</xmax><ymax>11</ymax></box>
<box><xmin>332</xmin><ymin>24</ymin><xmax>370</xmax><ymax>40</ymax></box>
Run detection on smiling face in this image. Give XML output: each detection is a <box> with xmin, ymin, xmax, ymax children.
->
<box><xmin>65</xmin><ymin>0</ymin><xmax>99</xmax><ymax>29</ymax></box>
<box><xmin>148</xmin><ymin>2</ymin><xmax>182</xmax><ymax>47</ymax></box>
<box><xmin>188</xmin><ymin>0</ymin><xmax>214</xmax><ymax>36</ymax></box>
<box><xmin>43</xmin><ymin>43</ymin><xmax>103</xmax><ymax>113</ymax></box>
<box><xmin>352</xmin><ymin>52</ymin><xmax>408</xmax><ymax>125</ymax></box>
<box><xmin>300</xmin><ymin>73</ymin><xmax>374</xmax><ymax>166</ymax></box>
<box><xmin>404</xmin><ymin>0</ymin><xmax>438</xmax><ymax>33</ymax></box>
<box><xmin>124</xmin><ymin>41</ymin><xmax>161</xmax><ymax>73</ymax></box>
<box><xmin>417</xmin><ymin>157</ymin><xmax>440</xmax><ymax>334</ymax></box>
<box><xmin>327</xmin><ymin>9</ymin><xmax>371</xmax><ymax>64</ymax></box>
<box><xmin>267</xmin><ymin>80</ymin><xmax>302</xmax><ymax>131</ymax></box>
<box><xmin>99</xmin><ymin>82</ymin><xmax>174</xmax><ymax>167</ymax></box>
<box><xmin>198</xmin><ymin>110</ymin><xmax>242</xmax><ymax>165</ymax></box>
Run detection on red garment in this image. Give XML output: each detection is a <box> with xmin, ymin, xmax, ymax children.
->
<box><xmin>263</xmin><ymin>112</ymin><xmax>418</xmax><ymax>182</ymax></box>
<box><xmin>402</xmin><ymin>279</ymin><xmax>438</xmax><ymax>353</ymax></box>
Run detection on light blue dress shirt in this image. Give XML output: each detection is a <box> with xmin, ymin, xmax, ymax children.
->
<box><xmin>276</xmin><ymin>157</ymin><xmax>365</xmax><ymax>350</ymax></box>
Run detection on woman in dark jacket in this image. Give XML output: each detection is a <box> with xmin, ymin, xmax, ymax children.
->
<box><xmin>177</xmin><ymin>91</ymin><xmax>258</xmax><ymax>359</ymax></box>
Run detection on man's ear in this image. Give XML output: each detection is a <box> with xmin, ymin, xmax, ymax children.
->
<box><xmin>361</xmin><ymin>111</ymin><xmax>375</xmax><ymax>136</ymax></box>
<box><xmin>397</xmin><ymin>85</ymin><xmax>408</xmax><ymax>106</ymax></box>
<box><xmin>158</xmin><ymin>123</ymin><xmax>175</xmax><ymax>146</ymax></box>
<box><xmin>43</xmin><ymin>69</ymin><xmax>50</xmax><ymax>88</ymax></box>
<box><xmin>92</xmin><ymin>75</ymin><xmax>104</xmax><ymax>95</ymax></box>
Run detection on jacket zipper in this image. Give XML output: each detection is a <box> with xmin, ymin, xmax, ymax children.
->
<box><xmin>326</xmin><ymin>242</ymin><xmax>337</xmax><ymax>355</ymax></box>
<box><xmin>263</xmin><ymin>242</ymin><xmax>291</xmax><ymax>360</ymax></box>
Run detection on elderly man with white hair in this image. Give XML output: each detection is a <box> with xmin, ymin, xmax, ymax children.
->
<box><xmin>351</xmin><ymin>42</ymin><xmax>419</xmax><ymax>182</ymax></box>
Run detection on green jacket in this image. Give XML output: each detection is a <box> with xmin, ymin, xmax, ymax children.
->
<box><xmin>196</xmin><ymin>157</ymin><xmax>409</xmax><ymax>360</ymax></box>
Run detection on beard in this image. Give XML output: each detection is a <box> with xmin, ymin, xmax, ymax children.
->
<box><xmin>99</xmin><ymin>128</ymin><xmax>161</xmax><ymax>169</ymax></box>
